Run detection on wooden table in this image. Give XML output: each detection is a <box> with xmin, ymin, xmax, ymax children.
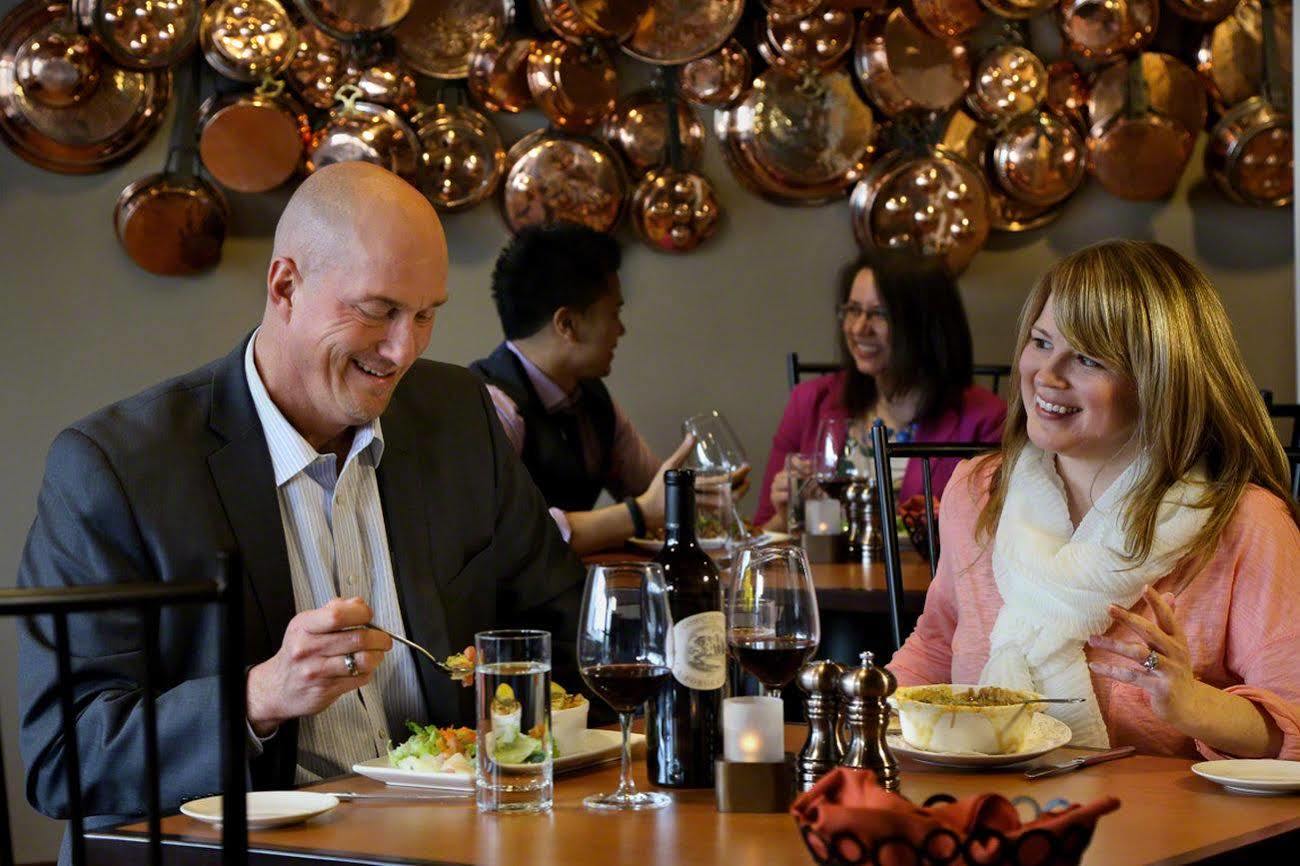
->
<box><xmin>88</xmin><ymin>727</ymin><xmax>1300</xmax><ymax>866</ymax></box>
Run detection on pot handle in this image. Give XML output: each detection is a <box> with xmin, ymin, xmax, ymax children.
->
<box><xmin>1124</xmin><ymin>53</ymin><xmax>1150</xmax><ymax>119</ymax></box>
<box><xmin>1260</xmin><ymin>0</ymin><xmax>1286</xmax><ymax>109</ymax></box>
<box><xmin>660</xmin><ymin>65</ymin><xmax>684</xmax><ymax>170</ymax></box>
<box><xmin>164</xmin><ymin>54</ymin><xmax>203</xmax><ymax>178</ymax></box>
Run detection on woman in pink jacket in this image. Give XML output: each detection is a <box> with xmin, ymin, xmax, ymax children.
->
<box><xmin>756</xmin><ymin>254</ymin><xmax>1006</xmax><ymax>529</ymax></box>
<box><xmin>890</xmin><ymin>239</ymin><xmax>1300</xmax><ymax>760</ymax></box>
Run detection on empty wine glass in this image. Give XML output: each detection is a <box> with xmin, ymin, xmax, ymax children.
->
<box><xmin>727</xmin><ymin>544</ymin><xmax>820</xmax><ymax>700</ymax></box>
<box><xmin>683</xmin><ymin>410</ymin><xmax>751</xmax><ymax>543</ymax></box>
<box><xmin>577</xmin><ymin>562</ymin><xmax>673</xmax><ymax>811</ymax></box>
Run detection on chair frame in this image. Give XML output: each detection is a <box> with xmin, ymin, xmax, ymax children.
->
<box><xmin>0</xmin><ymin>554</ymin><xmax>247</xmax><ymax>866</ymax></box>
<box><xmin>786</xmin><ymin>352</ymin><xmax>1013</xmax><ymax>395</ymax></box>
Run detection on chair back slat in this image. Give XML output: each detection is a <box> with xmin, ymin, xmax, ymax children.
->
<box><xmin>787</xmin><ymin>354</ymin><xmax>1012</xmax><ymax>396</ymax></box>
<box><xmin>141</xmin><ymin>603</ymin><xmax>162</xmax><ymax>866</ymax></box>
<box><xmin>218</xmin><ymin>552</ymin><xmax>248</xmax><ymax>866</ymax></box>
<box><xmin>0</xmin><ymin>723</ymin><xmax>14</xmax><ymax>866</ymax></box>
<box><xmin>53</xmin><ymin>615</ymin><xmax>86</xmax><ymax>866</ymax></box>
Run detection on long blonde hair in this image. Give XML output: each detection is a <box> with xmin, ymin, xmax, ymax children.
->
<box><xmin>976</xmin><ymin>240</ymin><xmax>1297</xmax><ymax>568</ymax></box>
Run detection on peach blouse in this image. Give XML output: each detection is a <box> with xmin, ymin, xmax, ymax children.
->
<box><xmin>889</xmin><ymin>459</ymin><xmax>1300</xmax><ymax>760</ymax></box>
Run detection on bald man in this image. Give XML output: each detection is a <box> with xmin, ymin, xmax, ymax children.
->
<box><xmin>18</xmin><ymin>164</ymin><xmax>584</xmax><ymax>856</ymax></box>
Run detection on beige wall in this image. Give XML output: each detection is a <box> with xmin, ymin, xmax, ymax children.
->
<box><xmin>1</xmin><ymin>31</ymin><xmax>1293</xmax><ymax>864</ymax></box>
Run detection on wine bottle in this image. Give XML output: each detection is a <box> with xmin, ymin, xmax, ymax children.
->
<box><xmin>646</xmin><ymin>469</ymin><xmax>724</xmax><ymax>788</ymax></box>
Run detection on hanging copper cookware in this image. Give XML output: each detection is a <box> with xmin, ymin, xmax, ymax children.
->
<box><xmin>937</xmin><ymin>107</ymin><xmax>1058</xmax><ymax>234</ymax></box>
<box><xmin>678</xmin><ymin>38</ymin><xmax>749</xmax><ymax>107</ymax></box>
<box><xmin>350</xmin><ymin>59</ymin><xmax>417</xmax><ymax>114</ymax></box>
<box><xmin>197</xmin><ymin>78</ymin><xmax>310</xmax><ymax>193</ymax></box>
<box><xmin>624</xmin><ymin>0</ymin><xmax>745</xmax><ymax>65</ymax></box>
<box><xmin>1088</xmin><ymin>53</ymin><xmax>1207</xmax><ymax>143</ymax></box>
<box><xmin>200</xmin><ymin>0</ymin><xmax>296</xmax><ymax>83</ymax></box>
<box><xmin>539</xmin><ymin>0</ymin><xmax>652</xmax><ymax>41</ymax></box>
<box><xmin>307</xmin><ymin>84</ymin><xmax>421</xmax><ymax>183</ymax></box>
<box><xmin>1198</xmin><ymin>0</ymin><xmax>1292</xmax><ymax>111</ymax></box>
<box><xmin>967</xmin><ymin>45</ymin><xmax>1047</xmax><ymax>124</ymax></box>
<box><xmin>292</xmin><ymin>1</ymin><xmax>412</xmax><ymax>40</ymax></box>
<box><xmin>601</xmin><ymin>89</ymin><xmax>704</xmax><ymax>176</ymax></box>
<box><xmin>526</xmin><ymin>39</ymin><xmax>617</xmax><ymax>133</ymax></box>
<box><xmin>716</xmin><ymin>69</ymin><xmax>875</xmax><ymax>206</ymax></box>
<box><xmin>1</xmin><ymin>0</ymin><xmax>170</xmax><ymax>173</ymax></box>
<box><xmin>1058</xmin><ymin>0</ymin><xmax>1157</xmax><ymax>61</ymax></box>
<box><xmin>468</xmin><ymin>34</ymin><xmax>534</xmax><ymax>113</ymax></box>
<box><xmin>758</xmin><ymin>6</ymin><xmax>855</xmax><ymax>75</ymax></box>
<box><xmin>631</xmin><ymin>167</ymin><xmax>722</xmax><ymax>252</ymax></box>
<box><xmin>1045</xmin><ymin>60</ymin><xmax>1089</xmax><ymax>134</ymax></box>
<box><xmin>531</xmin><ymin>0</ymin><xmax>595</xmax><ymax>42</ymax></box>
<box><xmin>1165</xmin><ymin>0</ymin><xmax>1238</xmax><ymax>24</ymax></box>
<box><xmin>394</xmin><ymin>0</ymin><xmax>510</xmax><ymax>80</ymax></box>
<box><xmin>500</xmin><ymin>128</ymin><xmax>627</xmax><ymax>233</ymax></box>
<box><xmin>849</xmin><ymin>147</ymin><xmax>991</xmax><ymax>275</ymax></box>
<box><xmin>762</xmin><ymin>0</ymin><xmax>824</xmax><ymax>20</ymax></box>
<box><xmin>853</xmin><ymin>8</ymin><xmax>971</xmax><ymax>117</ymax></box>
<box><xmin>913</xmin><ymin>0</ymin><xmax>985</xmax><ymax>39</ymax></box>
<box><xmin>284</xmin><ymin>22</ymin><xmax>349</xmax><ymax>110</ymax></box>
<box><xmin>989</xmin><ymin>193</ymin><xmax>1063</xmax><ymax>232</ymax></box>
<box><xmin>1088</xmin><ymin>54</ymin><xmax>1195</xmax><ymax>200</ymax></box>
<box><xmin>88</xmin><ymin>0</ymin><xmax>200</xmax><ymax>70</ymax></box>
<box><xmin>978</xmin><ymin>0</ymin><xmax>1055</xmax><ymax>20</ymax></box>
<box><xmin>990</xmin><ymin>110</ymin><xmax>1085</xmax><ymax>207</ymax></box>
<box><xmin>412</xmin><ymin>100</ymin><xmax>506</xmax><ymax>212</ymax></box>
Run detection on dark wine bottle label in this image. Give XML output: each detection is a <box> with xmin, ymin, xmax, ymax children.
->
<box><xmin>669</xmin><ymin>611</ymin><xmax>725</xmax><ymax>689</ymax></box>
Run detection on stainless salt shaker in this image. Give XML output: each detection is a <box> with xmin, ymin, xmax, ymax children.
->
<box><xmin>795</xmin><ymin>660</ymin><xmax>844</xmax><ymax>792</ymax></box>
<box><xmin>845</xmin><ymin>479</ymin><xmax>883</xmax><ymax>563</ymax></box>
<box><xmin>838</xmin><ymin>651</ymin><xmax>899</xmax><ymax>791</ymax></box>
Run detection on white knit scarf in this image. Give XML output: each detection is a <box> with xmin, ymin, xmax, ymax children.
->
<box><xmin>979</xmin><ymin>445</ymin><xmax>1209</xmax><ymax>748</ymax></box>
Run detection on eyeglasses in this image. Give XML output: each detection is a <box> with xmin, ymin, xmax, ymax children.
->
<box><xmin>836</xmin><ymin>303</ymin><xmax>887</xmax><ymax>324</ymax></box>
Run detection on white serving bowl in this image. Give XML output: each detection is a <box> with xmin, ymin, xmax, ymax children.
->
<box><xmin>551</xmin><ymin>697</ymin><xmax>589</xmax><ymax>756</ymax></box>
<box><xmin>893</xmin><ymin>684</ymin><xmax>1040</xmax><ymax>755</ymax></box>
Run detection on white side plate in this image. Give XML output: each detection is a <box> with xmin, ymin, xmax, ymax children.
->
<box><xmin>1191</xmin><ymin>760</ymin><xmax>1300</xmax><ymax>795</ymax></box>
<box><xmin>887</xmin><ymin>713</ymin><xmax>1073</xmax><ymax>768</ymax></box>
<box><xmin>180</xmin><ymin>791</ymin><xmax>339</xmax><ymax>829</ymax></box>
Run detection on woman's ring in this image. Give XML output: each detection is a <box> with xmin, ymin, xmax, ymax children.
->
<box><xmin>1142</xmin><ymin>650</ymin><xmax>1160</xmax><ymax>673</ymax></box>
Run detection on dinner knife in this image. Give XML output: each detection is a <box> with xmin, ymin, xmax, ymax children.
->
<box><xmin>1024</xmin><ymin>746</ymin><xmax>1136</xmax><ymax>780</ymax></box>
<box><xmin>329</xmin><ymin>792</ymin><xmax>468</xmax><ymax>802</ymax></box>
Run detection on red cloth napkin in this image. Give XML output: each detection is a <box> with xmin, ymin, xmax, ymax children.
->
<box><xmin>791</xmin><ymin>768</ymin><xmax>1120</xmax><ymax>866</ymax></box>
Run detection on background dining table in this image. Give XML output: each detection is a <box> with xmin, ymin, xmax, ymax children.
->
<box><xmin>87</xmin><ymin>725</ymin><xmax>1300</xmax><ymax>866</ymax></box>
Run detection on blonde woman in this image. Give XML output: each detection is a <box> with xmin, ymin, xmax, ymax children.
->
<box><xmin>889</xmin><ymin>240</ymin><xmax>1300</xmax><ymax>759</ymax></box>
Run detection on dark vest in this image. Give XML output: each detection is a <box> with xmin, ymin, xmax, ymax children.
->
<box><xmin>470</xmin><ymin>343</ymin><xmax>616</xmax><ymax>512</ymax></box>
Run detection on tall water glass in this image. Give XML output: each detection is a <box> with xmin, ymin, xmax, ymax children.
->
<box><xmin>475</xmin><ymin>629</ymin><xmax>552</xmax><ymax>814</ymax></box>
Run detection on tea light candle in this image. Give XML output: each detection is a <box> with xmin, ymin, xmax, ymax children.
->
<box><xmin>804</xmin><ymin>498</ymin><xmax>843</xmax><ymax>536</ymax></box>
<box><xmin>722</xmin><ymin>696</ymin><xmax>785</xmax><ymax>763</ymax></box>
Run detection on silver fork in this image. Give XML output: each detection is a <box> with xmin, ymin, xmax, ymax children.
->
<box><xmin>342</xmin><ymin>624</ymin><xmax>470</xmax><ymax>679</ymax></box>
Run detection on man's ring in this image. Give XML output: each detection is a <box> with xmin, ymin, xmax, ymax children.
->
<box><xmin>344</xmin><ymin>652</ymin><xmax>359</xmax><ymax>677</ymax></box>
<box><xmin>1142</xmin><ymin>650</ymin><xmax>1160</xmax><ymax>673</ymax></box>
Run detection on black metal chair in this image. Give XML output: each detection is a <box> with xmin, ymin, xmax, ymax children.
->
<box><xmin>1265</xmin><ymin>400</ymin><xmax>1300</xmax><ymax>499</ymax></box>
<box><xmin>869</xmin><ymin>422</ymin><xmax>998</xmax><ymax>653</ymax></box>
<box><xmin>0</xmin><ymin>554</ymin><xmax>247</xmax><ymax>866</ymax></box>
<box><xmin>786</xmin><ymin>353</ymin><xmax>1013</xmax><ymax>395</ymax></box>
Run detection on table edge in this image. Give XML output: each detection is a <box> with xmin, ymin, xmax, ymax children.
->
<box><xmin>84</xmin><ymin>828</ymin><xmax>466</xmax><ymax>866</ymax></box>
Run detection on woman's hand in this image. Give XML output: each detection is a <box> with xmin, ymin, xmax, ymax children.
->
<box><xmin>1087</xmin><ymin>585</ymin><xmax>1199</xmax><ymax>725</ymax></box>
<box><xmin>768</xmin><ymin>468</ymin><xmax>790</xmax><ymax>515</ymax></box>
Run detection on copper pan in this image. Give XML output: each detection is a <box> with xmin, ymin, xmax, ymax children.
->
<box><xmin>526</xmin><ymin>39</ymin><xmax>617</xmax><ymax>133</ymax></box>
<box><xmin>500</xmin><ymin>128</ymin><xmax>627</xmax><ymax>233</ymax></box>
<box><xmin>600</xmin><ymin>90</ymin><xmax>704</xmax><ymax>176</ymax></box>
<box><xmin>978</xmin><ymin>0</ymin><xmax>1055</xmax><ymax>21</ymax></box>
<box><xmin>1165</xmin><ymin>0</ymin><xmax>1238</xmax><ymax>24</ymax></box>
<box><xmin>292</xmin><ymin>1</ymin><xmax>412</xmax><ymax>40</ymax></box>
<box><xmin>284</xmin><ymin>22</ymin><xmax>350</xmax><ymax>110</ymax></box>
<box><xmin>630</xmin><ymin>167</ymin><xmax>722</xmax><ymax>252</ymax></box>
<box><xmin>1058</xmin><ymin>0</ymin><xmax>1157</xmax><ymax>61</ymax></box>
<box><xmin>966</xmin><ymin>45</ymin><xmax>1046</xmax><ymax>125</ymax></box>
<box><xmin>678</xmin><ymin>38</ymin><xmax>749</xmax><ymax>107</ymax></box>
<box><xmin>307</xmin><ymin>84</ymin><xmax>421</xmax><ymax>183</ymax></box>
<box><xmin>624</xmin><ymin>0</ymin><xmax>745</xmax><ymax>65</ymax></box>
<box><xmin>394</xmin><ymin>0</ymin><xmax>510</xmax><ymax>80</ymax></box>
<box><xmin>468</xmin><ymin>34</ymin><xmax>535</xmax><ymax>113</ymax></box>
<box><xmin>1088</xmin><ymin>53</ymin><xmax>1206</xmax><ymax>141</ymax></box>
<box><xmin>0</xmin><ymin>0</ymin><xmax>170</xmax><ymax>174</ymax></box>
<box><xmin>913</xmin><ymin>0</ymin><xmax>985</xmax><ymax>39</ymax></box>
<box><xmin>759</xmin><ymin>6</ymin><xmax>855</xmax><ymax>75</ymax></box>
<box><xmin>849</xmin><ymin>148</ymin><xmax>991</xmax><ymax>275</ymax></box>
<box><xmin>412</xmin><ymin>100</ymin><xmax>505</xmax><ymax>212</ymax></box>
<box><xmin>990</xmin><ymin>110</ymin><xmax>1085</xmax><ymax>207</ymax></box>
<box><xmin>1088</xmin><ymin>54</ymin><xmax>1194</xmax><ymax>200</ymax></box>
<box><xmin>91</xmin><ymin>1</ymin><xmax>201</xmax><ymax>70</ymax></box>
<box><xmin>200</xmin><ymin>0</ymin><xmax>297</xmax><ymax>83</ymax></box>
<box><xmin>1198</xmin><ymin>0</ymin><xmax>1292</xmax><ymax>111</ymax></box>
<box><xmin>853</xmin><ymin>8</ymin><xmax>970</xmax><ymax>117</ymax></box>
<box><xmin>1045</xmin><ymin>60</ymin><xmax>1089</xmax><ymax>135</ymax></box>
<box><xmin>197</xmin><ymin>78</ymin><xmax>309</xmax><ymax>192</ymax></box>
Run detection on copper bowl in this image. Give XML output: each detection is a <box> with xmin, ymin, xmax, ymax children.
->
<box><xmin>500</xmin><ymin>129</ymin><xmax>627</xmax><ymax>234</ymax></box>
<box><xmin>307</xmin><ymin>86</ymin><xmax>421</xmax><ymax>183</ymax></box>
<box><xmin>966</xmin><ymin>45</ymin><xmax>1047</xmax><ymax>124</ymax></box>
<box><xmin>624</xmin><ymin>0</ymin><xmax>746</xmax><ymax>65</ymax></box>
<box><xmin>94</xmin><ymin>0</ymin><xmax>201</xmax><ymax>70</ymax></box>
<box><xmin>468</xmin><ymin>34</ymin><xmax>534</xmax><ymax>113</ymax></box>
<box><xmin>13</xmin><ymin>17</ymin><xmax>102</xmax><ymax>108</ymax></box>
<box><xmin>600</xmin><ymin>90</ymin><xmax>704</xmax><ymax>176</ymax></box>
<box><xmin>853</xmin><ymin>8</ymin><xmax>970</xmax><ymax>117</ymax></box>
<box><xmin>1058</xmin><ymin>0</ymin><xmax>1158</xmax><ymax>61</ymax></box>
<box><xmin>991</xmin><ymin>111</ymin><xmax>1086</xmax><ymax>207</ymax></box>
<box><xmin>413</xmin><ymin>102</ymin><xmax>506</xmax><ymax>212</ymax></box>
<box><xmin>526</xmin><ymin>39</ymin><xmax>618</xmax><ymax>133</ymax></box>
<box><xmin>200</xmin><ymin>0</ymin><xmax>297</xmax><ymax>83</ymax></box>
<box><xmin>678</xmin><ymin>38</ymin><xmax>750</xmax><ymax>108</ymax></box>
<box><xmin>630</xmin><ymin>167</ymin><xmax>722</xmax><ymax>253</ymax></box>
<box><xmin>1205</xmin><ymin>96</ymin><xmax>1293</xmax><ymax>207</ymax></box>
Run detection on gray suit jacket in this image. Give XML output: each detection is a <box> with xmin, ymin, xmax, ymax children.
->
<box><xmin>17</xmin><ymin>335</ymin><xmax>585</xmax><ymax>832</ymax></box>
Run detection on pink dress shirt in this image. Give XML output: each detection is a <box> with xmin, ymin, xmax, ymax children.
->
<box><xmin>889</xmin><ymin>458</ymin><xmax>1300</xmax><ymax>760</ymax></box>
<box><xmin>755</xmin><ymin>371</ymin><xmax>1007</xmax><ymax>525</ymax></box>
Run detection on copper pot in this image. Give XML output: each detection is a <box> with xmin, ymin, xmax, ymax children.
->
<box><xmin>600</xmin><ymin>90</ymin><xmax>704</xmax><ymax>176</ymax></box>
<box><xmin>853</xmin><ymin>8</ymin><xmax>970</xmax><ymax>117</ymax></box>
<box><xmin>1045</xmin><ymin>60</ymin><xmax>1089</xmax><ymax>135</ymax></box>
<box><xmin>394</xmin><ymin>0</ymin><xmax>510</xmax><ymax>80</ymax></box>
<box><xmin>978</xmin><ymin>0</ymin><xmax>1055</xmax><ymax>20</ymax></box>
<box><xmin>849</xmin><ymin>148</ymin><xmax>991</xmax><ymax>275</ymax></box>
<box><xmin>1058</xmin><ymin>0</ymin><xmax>1158</xmax><ymax>61</ymax></box>
<box><xmin>966</xmin><ymin>45</ymin><xmax>1047</xmax><ymax>124</ymax></box>
<box><xmin>1088</xmin><ymin>54</ymin><xmax>1194</xmax><ymax>200</ymax></box>
<box><xmin>500</xmin><ymin>129</ymin><xmax>627</xmax><ymax>233</ymax></box>
<box><xmin>307</xmin><ymin>85</ymin><xmax>421</xmax><ymax>183</ymax></box>
<box><xmin>624</xmin><ymin>0</ymin><xmax>746</xmax><ymax>65</ymax></box>
<box><xmin>630</xmin><ymin>167</ymin><xmax>722</xmax><ymax>253</ymax></box>
<box><xmin>284</xmin><ymin>22</ymin><xmax>350</xmax><ymax>111</ymax></box>
<box><xmin>990</xmin><ymin>111</ymin><xmax>1085</xmax><ymax>207</ymax></box>
<box><xmin>1198</xmin><ymin>0</ymin><xmax>1292</xmax><ymax>111</ymax></box>
<box><xmin>197</xmin><ymin>79</ymin><xmax>310</xmax><ymax>193</ymax></box>
<box><xmin>678</xmin><ymin>38</ymin><xmax>750</xmax><ymax>107</ymax></box>
<box><xmin>526</xmin><ymin>39</ymin><xmax>618</xmax><ymax>133</ymax></box>
<box><xmin>1206</xmin><ymin>97</ymin><xmax>1293</xmax><ymax>207</ymax></box>
<box><xmin>292</xmin><ymin>0</ymin><xmax>412</xmax><ymax>40</ymax></box>
<box><xmin>413</xmin><ymin>101</ymin><xmax>505</xmax><ymax>212</ymax></box>
<box><xmin>200</xmin><ymin>0</ymin><xmax>297</xmax><ymax>83</ymax></box>
<box><xmin>468</xmin><ymin>34</ymin><xmax>535</xmax><ymax>113</ymax></box>
<box><xmin>913</xmin><ymin>0</ymin><xmax>985</xmax><ymax>39</ymax></box>
<box><xmin>91</xmin><ymin>0</ymin><xmax>201</xmax><ymax>70</ymax></box>
<box><xmin>759</xmin><ymin>6</ymin><xmax>855</xmax><ymax>74</ymax></box>
<box><xmin>1088</xmin><ymin>53</ymin><xmax>1206</xmax><ymax>142</ymax></box>
<box><xmin>1165</xmin><ymin>0</ymin><xmax>1238</xmax><ymax>24</ymax></box>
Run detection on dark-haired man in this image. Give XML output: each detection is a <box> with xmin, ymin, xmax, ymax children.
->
<box><xmin>471</xmin><ymin>225</ymin><xmax>694</xmax><ymax>555</ymax></box>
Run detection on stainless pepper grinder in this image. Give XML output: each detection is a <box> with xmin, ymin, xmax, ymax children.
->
<box><xmin>795</xmin><ymin>660</ymin><xmax>844</xmax><ymax>792</ymax></box>
<box><xmin>838</xmin><ymin>651</ymin><xmax>899</xmax><ymax>791</ymax></box>
<box><xmin>845</xmin><ymin>479</ymin><xmax>884</xmax><ymax>562</ymax></box>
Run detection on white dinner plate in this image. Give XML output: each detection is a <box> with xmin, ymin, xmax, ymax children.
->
<box><xmin>352</xmin><ymin>729</ymin><xmax>645</xmax><ymax>792</ymax></box>
<box><xmin>887</xmin><ymin>713</ymin><xmax>1073</xmax><ymax>768</ymax></box>
<box><xmin>1191</xmin><ymin>760</ymin><xmax>1300</xmax><ymax>795</ymax></box>
<box><xmin>180</xmin><ymin>791</ymin><xmax>339</xmax><ymax>829</ymax></box>
<box><xmin>628</xmin><ymin>531</ymin><xmax>791</xmax><ymax>553</ymax></box>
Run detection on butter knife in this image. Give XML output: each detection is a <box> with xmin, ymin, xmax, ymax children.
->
<box><xmin>330</xmin><ymin>791</ymin><xmax>467</xmax><ymax>802</ymax></box>
<box><xmin>1024</xmin><ymin>746</ymin><xmax>1136</xmax><ymax>780</ymax></box>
